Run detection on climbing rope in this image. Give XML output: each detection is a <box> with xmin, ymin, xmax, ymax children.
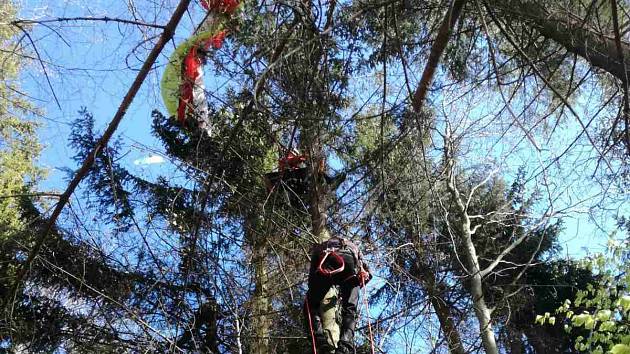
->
<box><xmin>317</xmin><ymin>250</ymin><xmax>345</xmax><ymax>276</ymax></box>
<box><xmin>305</xmin><ymin>296</ymin><xmax>319</xmax><ymax>354</ymax></box>
<box><xmin>306</xmin><ymin>259</ymin><xmax>375</xmax><ymax>354</ymax></box>
<box><xmin>361</xmin><ymin>277</ymin><xmax>376</xmax><ymax>354</ymax></box>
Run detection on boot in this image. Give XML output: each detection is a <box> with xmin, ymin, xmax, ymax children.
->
<box><xmin>336</xmin><ymin>310</ymin><xmax>356</xmax><ymax>354</ymax></box>
<box><xmin>324</xmin><ymin>172</ymin><xmax>346</xmax><ymax>190</ymax></box>
<box><xmin>334</xmin><ymin>340</ymin><xmax>353</xmax><ymax>354</ymax></box>
<box><xmin>310</xmin><ymin>315</ymin><xmax>333</xmax><ymax>354</ymax></box>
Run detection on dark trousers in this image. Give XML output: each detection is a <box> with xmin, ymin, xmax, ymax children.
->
<box><xmin>304</xmin><ymin>250</ymin><xmax>359</xmax><ymax>351</ymax></box>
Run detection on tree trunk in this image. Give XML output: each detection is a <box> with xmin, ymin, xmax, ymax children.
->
<box><xmin>293</xmin><ymin>0</ymin><xmax>339</xmax><ymax>347</ymax></box>
<box><xmin>444</xmin><ymin>130</ymin><xmax>499</xmax><ymax>354</ymax></box>
<box><xmin>245</xmin><ymin>216</ymin><xmax>270</xmax><ymax>354</ymax></box>
<box><xmin>491</xmin><ymin>0</ymin><xmax>630</xmax><ymax>83</ymax></box>
<box><xmin>411</xmin><ymin>0</ymin><xmax>468</xmax><ymax>112</ymax></box>
<box><xmin>419</xmin><ymin>266</ymin><xmax>466</xmax><ymax>354</ymax></box>
<box><xmin>306</xmin><ymin>136</ymin><xmax>339</xmax><ymax>351</ymax></box>
<box><xmin>462</xmin><ymin>232</ymin><xmax>498</xmax><ymax>354</ymax></box>
<box><xmin>410</xmin><ymin>231</ymin><xmax>465</xmax><ymax>354</ymax></box>
<box><xmin>252</xmin><ymin>237</ymin><xmax>270</xmax><ymax>354</ymax></box>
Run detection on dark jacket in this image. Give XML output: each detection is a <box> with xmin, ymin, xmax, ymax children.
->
<box><xmin>311</xmin><ymin>237</ymin><xmax>370</xmax><ymax>278</ymax></box>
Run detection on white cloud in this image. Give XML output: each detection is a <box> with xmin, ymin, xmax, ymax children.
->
<box><xmin>133</xmin><ymin>155</ymin><xmax>165</xmax><ymax>166</ymax></box>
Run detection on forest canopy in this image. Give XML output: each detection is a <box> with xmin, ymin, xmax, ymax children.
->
<box><xmin>0</xmin><ymin>0</ymin><xmax>628</xmax><ymax>353</ymax></box>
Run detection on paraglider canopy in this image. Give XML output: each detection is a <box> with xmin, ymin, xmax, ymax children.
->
<box><xmin>161</xmin><ymin>27</ymin><xmax>226</xmax><ymax>122</ymax></box>
<box><xmin>201</xmin><ymin>0</ymin><xmax>240</xmax><ymax>13</ymax></box>
<box><xmin>160</xmin><ymin>0</ymin><xmax>241</xmax><ymax>128</ymax></box>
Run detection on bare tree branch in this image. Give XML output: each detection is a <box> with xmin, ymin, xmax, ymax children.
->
<box><xmin>485</xmin><ymin>3</ymin><xmax>614</xmax><ymax>172</ymax></box>
<box><xmin>0</xmin><ymin>192</ymin><xmax>62</xmax><ymax>199</ymax></box>
<box><xmin>12</xmin><ymin>23</ymin><xmax>62</xmax><ymax>110</ymax></box>
<box><xmin>411</xmin><ymin>0</ymin><xmax>467</xmax><ymax>112</ymax></box>
<box><xmin>10</xmin><ymin>16</ymin><xmax>167</xmax><ymax>29</ymax></box>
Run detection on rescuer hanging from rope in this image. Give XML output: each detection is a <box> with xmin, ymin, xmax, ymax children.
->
<box><xmin>263</xmin><ymin>149</ymin><xmax>346</xmax><ymax>202</ymax></box>
<box><xmin>304</xmin><ymin>237</ymin><xmax>372</xmax><ymax>354</ymax></box>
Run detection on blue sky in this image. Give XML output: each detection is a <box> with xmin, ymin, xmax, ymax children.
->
<box><xmin>17</xmin><ymin>1</ymin><xmax>195</xmax><ymax>193</ymax></box>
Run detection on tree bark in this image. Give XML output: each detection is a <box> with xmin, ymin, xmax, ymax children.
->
<box><xmin>458</xmin><ymin>223</ymin><xmax>498</xmax><ymax>354</ymax></box>
<box><xmin>419</xmin><ymin>265</ymin><xmax>466</xmax><ymax>354</ymax></box>
<box><xmin>246</xmin><ymin>216</ymin><xmax>270</xmax><ymax>354</ymax></box>
<box><xmin>252</xmin><ymin>237</ymin><xmax>270</xmax><ymax>354</ymax></box>
<box><xmin>449</xmin><ymin>195</ymin><xmax>499</xmax><ymax>354</ymax></box>
<box><xmin>306</xmin><ymin>135</ymin><xmax>339</xmax><ymax>351</ymax></box>
<box><xmin>491</xmin><ymin>0</ymin><xmax>630</xmax><ymax>83</ymax></box>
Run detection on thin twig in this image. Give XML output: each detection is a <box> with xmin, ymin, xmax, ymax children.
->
<box><xmin>0</xmin><ymin>192</ymin><xmax>62</xmax><ymax>199</ymax></box>
<box><xmin>11</xmin><ymin>16</ymin><xmax>166</xmax><ymax>29</ymax></box>
<box><xmin>485</xmin><ymin>3</ymin><xmax>613</xmax><ymax>172</ymax></box>
<box><xmin>12</xmin><ymin>23</ymin><xmax>62</xmax><ymax>110</ymax></box>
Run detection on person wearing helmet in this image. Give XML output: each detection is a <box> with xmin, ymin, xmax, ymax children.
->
<box><xmin>264</xmin><ymin>150</ymin><xmax>346</xmax><ymax>201</ymax></box>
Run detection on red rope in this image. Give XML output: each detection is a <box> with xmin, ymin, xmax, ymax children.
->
<box><xmin>317</xmin><ymin>251</ymin><xmax>345</xmax><ymax>276</ymax></box>
<box><xmin>361</xmin><ymin>278</ymin><xmax>375</xmax><ymax>354</ymax></box>
<box><xmin>304</xmin><ymin>297</ymin><xmax>318</xmax><ymax>354</ymax></box>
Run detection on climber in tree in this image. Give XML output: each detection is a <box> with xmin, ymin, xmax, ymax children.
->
<box><xmin>278</xmin><ymin>148</ymin><xmax>308</xmax><ymax>171</ymax></box>
<box><xmin>304</xmin><ymin>237</ymin><xmax>371</xmax><ymax>354</ymax></box>
<box><xmin>264</xmin><ymin>149</ymin><xmax>346</xmax><ymax>198</ymax></box>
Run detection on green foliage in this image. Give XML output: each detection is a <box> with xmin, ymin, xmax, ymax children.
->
<box><xmin>0</xmin><ymin>117</ymin><xmax>41</xmax><ymax>237</ymax></box>
<box><xmin>0</xmin><ymin>1</ymin><xmax>43</xmax><ymax>240</ymax></box>
<box><xmin>538</xmin><ymin>238</ymin><xmax>630</xmax><ymax>353</ymax></box>
<box><xmin>69</xmin><ymin>108</ymin><xmax>135</xmax><ymax>231</ymax></box>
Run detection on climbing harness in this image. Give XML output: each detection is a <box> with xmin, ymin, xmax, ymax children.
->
<box><xmin>317</xmin><ymin>249</ymin><xmax>345</xmax><ymax>276</ymax></box>
<box><xmin>161</xmin><ymin>0</ymin><xmax>242</xmax><ymax>134</ymax></box>
<box><xmin>278</xmin><ymin>149</ymin><xmax>308</xmax><ymax>171</ymax></box>
<box><xmin>305</xmin><ymin>238</ymin><xmax>374</xmax><ymax>354</ymax></box>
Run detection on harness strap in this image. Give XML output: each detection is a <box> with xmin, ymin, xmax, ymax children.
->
<box><xmin>316</xmin><ymin>250</ymin><xmax>345</xmax><ymax>276</ymax></box>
